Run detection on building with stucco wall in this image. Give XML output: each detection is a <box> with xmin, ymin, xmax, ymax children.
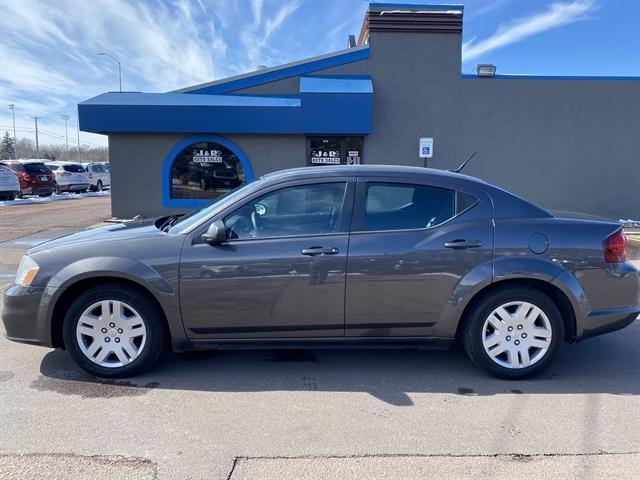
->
<box><xmin>79</xmin><ymin>3</ymin><xmax>640</xmax><ymax>220</ymax></box>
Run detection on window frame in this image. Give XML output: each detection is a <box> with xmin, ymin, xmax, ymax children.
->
<box><xmin>188</xmin><ymin>177</ymin><xmax>357</xmax><ymax>245</ymax></box>
<box><xmin>350</xmin><ymin>177</ymin><xmax>481</xmax><ymax>234</ymax></box>
<box><xmin>162</xmin><ymin>134</ymin><xmax>255</xmax><ymax>209</ymax></box>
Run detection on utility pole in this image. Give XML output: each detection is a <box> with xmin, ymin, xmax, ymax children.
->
<box><xmin>61</xmin><ymin>114</ymin><xmax>70</xmax><ymax>161</ymax></box>
<box><xmin>97</xmin><ymin>52</ymin><xmax>122</xmax><ymax>92</ymax></box>
<box><xmin>8</xmin><ymin>104</ymin><xmax>17</xmax><ymax>158</ymax></box>
<box><xmin>31</xmin><ymin>116</ymin><xmax>39</xmax><ymax>153</ymax></box>
<box><xmin>76</xmin><ymin>114</ymin><xmax>81</xmax><ymax>160</ymax></box>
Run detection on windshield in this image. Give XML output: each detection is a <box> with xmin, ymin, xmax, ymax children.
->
<box><xmin>168</xmin><ymin>180</ymin><xmax>265</xmax><ymax>233</ymax></box>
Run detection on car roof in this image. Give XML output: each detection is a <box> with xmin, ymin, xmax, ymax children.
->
<box><xmin>261</xmin><ymin>165</ymin><xmax>487</xmax><ymax>186</ymax></box>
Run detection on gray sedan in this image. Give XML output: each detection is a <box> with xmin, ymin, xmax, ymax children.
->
<box><xmin>2</xmin><ymin>166</ymin><xmax>639</xmax><ymax>379</ymax></box>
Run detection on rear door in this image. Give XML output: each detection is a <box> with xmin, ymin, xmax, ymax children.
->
<box><xmin>345</xmin><ymin>177</ymin><xmax>493</xmax><ymax>338</ymax></box>
<box><xmin>179</xmin><ymin>178</ymin><xmax>355</xmax><ymax>338</ymax></box>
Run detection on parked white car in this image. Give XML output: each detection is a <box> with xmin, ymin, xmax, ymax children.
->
<box><xmin>0</xmin><ymin>164</ymin><xmax>20</xmax><ymax>200</ymax></box>
<box><xmin>45</xmin><ymin>162</ymin><xmax>91</xmax><ymax>193</ymax></box>
<box><xmin>82</xmin><ymin>162</ymin><xmax>111</xmax><ymax>191</ymax></box>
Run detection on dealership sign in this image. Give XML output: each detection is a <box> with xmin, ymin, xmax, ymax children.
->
<box><xmin>311</xmin><ymin>149</ymin><xmax>341</xmax><ymax>165</ymax></box>
<box><xmin>192</xmin><ymin>149</ymin><xmax>223</xmax><ymax>163</ymax></box>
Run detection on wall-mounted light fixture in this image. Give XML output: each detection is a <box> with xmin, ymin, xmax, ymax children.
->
<box><xmin>476</xmin><ymin>64</ymin><xmax>497</xmax><ymax>77</ymax></box>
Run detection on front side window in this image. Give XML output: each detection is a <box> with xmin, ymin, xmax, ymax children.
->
<box><xmin>224</xmin><ymin>182</ymin><xmax>347</xmax><ymax>240</ymax></box>
<box><xmin>171</xmin><ymin>141</ymin><xmax>246</xmax><ymax>200</ymax></box>
<box><xmin>363</xmin><ymin>183</ymin><xmax>471</xmax><ymax>231</ymax></box>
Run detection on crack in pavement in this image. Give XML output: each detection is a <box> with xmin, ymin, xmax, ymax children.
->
<box><xmin>226</xmin><ymin>451</ymin><xmax>640</xmax><ymax>478</ymax></box>
<box><xmin>0</xmin><ymin>452</ymin><xmax>158</xmax><ymax>480</ymax></box>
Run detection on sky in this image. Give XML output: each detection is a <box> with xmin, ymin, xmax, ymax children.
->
<box><xmin>1</xmin><ymin>0</ymin><xmax>638</xmax><ymax>149</ymax></box>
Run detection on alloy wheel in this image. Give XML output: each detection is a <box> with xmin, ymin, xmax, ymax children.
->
<box><xmin>75</xmin><ymin>300</ymin><xmax>147</xmax><ymax>368</ymax></box>
<box><xmin>481</xmin><ymin>301</ymin><xmax>552</xmax><ymax>369</ymax></box>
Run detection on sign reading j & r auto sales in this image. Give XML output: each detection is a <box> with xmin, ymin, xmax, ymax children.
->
<box><xmin>311</xmin><ymin>149</ymin><xmax>341</xmax><ymax>165</ymax></box>
<box><xmin>192</xmin><ymin>149</ymin><xmax>223</xmax><ymax>163</ymax></box>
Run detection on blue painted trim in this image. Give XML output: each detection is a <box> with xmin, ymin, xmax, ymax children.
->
<box><xmin>79</xmin><ymin>89</ymin><xmax>373</xmax><ymax>135</ymax></box>
<box><xmin>462</xmin><ymin>74</ymin><xmax>640</xmax><ymax>81</ymax></box>
<box><xmin>185</xmin><ymin>47</ymin><xmax>369</xmax><ymax>95</ymax></box>
<box><xmin>369</xmin><ymin>3</ymin><xmax>464</xmax><ymax>10</ymax></box>
<box><xmin>161</xmin><ymin>134</ymin><xmax>255</xmax><ymax>209</ymax></box>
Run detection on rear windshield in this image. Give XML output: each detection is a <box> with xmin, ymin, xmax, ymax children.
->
<box><xmin>63</xmin><ymin>164</ymin><xmax>85</xmax><ymax>173</ymax></box>
<box><xmin>46</xmin><ymin>164</ymin><xmax>59</xmax><ymax>171</ymax></box>
<box><xmin>24</xmin><ymin>163</ymin><xmax>52</xmax><ymax>174</ymax></box>
<box><xmin>1</xmin><ymin>162</ymin><xmax>24</xmax><ymax>172</ymax></box>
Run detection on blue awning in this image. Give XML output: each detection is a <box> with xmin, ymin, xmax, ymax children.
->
<box><xmin>79</xmin><ymin>76</ymin><xmax>373</xmax><ymax>135</ymax></box>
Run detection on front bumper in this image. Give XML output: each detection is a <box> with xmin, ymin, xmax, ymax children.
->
<box><xmin>1</xmin><ymin>284</ymin><xmax>52</xmax><ymax>347</ymax></box>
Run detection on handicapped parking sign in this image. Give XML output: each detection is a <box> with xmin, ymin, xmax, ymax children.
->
<box><xmin>419</xmin><ymin>138</ymin><xmax>433</xmax><ymax>158</ymax></box>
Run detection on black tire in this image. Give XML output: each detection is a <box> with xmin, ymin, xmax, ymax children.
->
<box><xmin>462</xmin><ymin>286</ymin><xmax>564</xmax><ymax>380</ymax></box>
<box><xmin>96</xmin><ymin>181</ymin><xmax>103</xmax><ymax>192</ymax></box>
<box><xmin>62</xmin><ymin>284</ymin><xmax>165</xmax><ymax>378</ymax></box>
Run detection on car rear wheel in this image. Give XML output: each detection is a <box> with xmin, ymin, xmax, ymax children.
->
<box><xmin>96</xmin><ymin>180</ymin><xmax>103</xmax><ymax>191</ymax></box>
<box><xmin>62</xmin><ymin>284</ymin><xmax>165</xmax><ymax>378</ymax></box>
<box><xmin>462</xmin><ymin>287</ymin><xmax>563</xmax><ymax>379</ymax></box>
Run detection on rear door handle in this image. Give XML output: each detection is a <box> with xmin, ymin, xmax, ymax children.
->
<box><xmin>444</xmin><ymin>240</ymin><xmax>483</xmax><ymax>249</ymax></box>
<box><xmin>301</xmin><ymin>246</ymin><xmax>340</xmax><ymax>256</ymax></box>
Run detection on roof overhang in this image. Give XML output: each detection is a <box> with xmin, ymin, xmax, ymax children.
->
<box><xmin>79</xmin><ymin>76</ymin><xmax>373</xmax><ymax>135</ymax></box>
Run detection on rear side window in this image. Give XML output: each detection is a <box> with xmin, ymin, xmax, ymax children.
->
<box><xmin>63</xmin><ymin>164</ymin><xmax>85</xmax><ymax>173</ymax></box>
<box><xmin>24</xmin><ymin>163</ymin><xmax>52</xmax><ymax>174</ymax></box>
<box><xmin>363</xmin><ymin>183</ymin><xmax>476</xmax><ymax>232</ymax></box>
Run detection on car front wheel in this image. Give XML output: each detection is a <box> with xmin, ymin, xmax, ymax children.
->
<box><xmin>62</xmin><ymin>284</ymin><xmax>165</xmax><ymax>378</ymax></box>
<box><xmin>462</xmin><ymin>287</ymin><xmax>564</xmax><ymax>379</ymax></box>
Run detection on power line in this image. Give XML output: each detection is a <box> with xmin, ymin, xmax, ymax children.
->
<box><xmin>0</xmin><ymin>125</ymin><xmax>106</xmax><ymax>147</ymax></box>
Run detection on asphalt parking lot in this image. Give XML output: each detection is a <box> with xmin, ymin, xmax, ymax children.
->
<box><xmin>0</xmin><ymin>197</ymin><xmax>639</xmax><ymax>479</ymax></box>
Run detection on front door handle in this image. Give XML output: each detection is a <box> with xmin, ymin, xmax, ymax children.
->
<box><xmin>444</xmin><ymin>240</ymin><xmax>483</xmax><ymax>249</ymax></box>
<box><xmin>301</xmin><ymin>246</ymin><xmax>339</xmax><ymax>256</ymax></box>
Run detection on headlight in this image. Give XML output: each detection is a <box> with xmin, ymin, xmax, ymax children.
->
<box><xmin>15</xmin><ymin>255</ymin><xmax>39</xmax><ymax>286</ymax></box>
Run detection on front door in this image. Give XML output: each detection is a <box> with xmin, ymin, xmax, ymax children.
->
<box><xmin>180</xmin><ymin>180</ymin><xmax>355</xmax><ymax>338</ymax></box>
<box><xmin>345</xmin><ymin>178</ymin><xmax>493</xmax><ymax>338</ymax></box>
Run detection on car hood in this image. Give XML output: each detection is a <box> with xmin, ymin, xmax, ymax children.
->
<box><xmin>28</xmin><ymin>220</ymin><xmax>164</xmax><ymax>254</ymax></box>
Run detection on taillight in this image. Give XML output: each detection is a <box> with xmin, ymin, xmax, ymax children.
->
<box><xmin>603</xmin><ymin>230</ymin><xmax>627</xmax><ymax>263</ymax></box>
<box><xmin>60</xmin><ymin>171</ymin><xmax>72</xmax><ymax>176</ymax></box>
<box><xmin>20</xmin><ymin>173</ymin><xmax>31</xmax><ymax>181</ymax></box>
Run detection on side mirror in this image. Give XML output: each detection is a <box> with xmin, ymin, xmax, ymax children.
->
<box><xmin>202</xmin><ymin>220</ymin><xmax>227</xmax><ymax>245</ymax></box>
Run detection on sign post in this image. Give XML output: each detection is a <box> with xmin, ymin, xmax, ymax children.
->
<box><xmin>419</xmin><ymin>137</ymin><xmax>433</xmax><ymax>168</ymax></box>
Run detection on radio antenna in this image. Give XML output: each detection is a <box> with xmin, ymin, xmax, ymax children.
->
<box><xmin>450</xmin><ymin>152</ymin><xmax>478</xmax><ymax>173</ymax></box>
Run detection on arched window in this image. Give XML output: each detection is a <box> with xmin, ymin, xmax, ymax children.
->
<box><xmin>164</xmin><ymin>135</ymin><xmax>254</xmax><ymax>207</ymax></box>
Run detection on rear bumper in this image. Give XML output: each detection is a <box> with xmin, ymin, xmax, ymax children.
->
<box><xmin>580</xmin><ymin>308</ymin><xmax>639</xmax><ymax>340</ymax></box>
<box><xmin>1</xmin><ymin>284</ymin><xmax>52</xmax><ymax>347</ymax></box>
<box><xmin>21</xmin><ymin>186</ymin><xmax>55</xmax><ymax>195</ymax></box>
<box><xmin>57</xmin><ymin>183</ymin><xmax>90</xmax><ymax>191</ymax></box>
<box><xmin>557</xmin><ymin>262</ymin><xmax>640</xmax><ymax>341</ymax></box>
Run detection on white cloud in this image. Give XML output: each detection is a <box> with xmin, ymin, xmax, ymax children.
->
<box><xmin>240</xmin><ymin>0</ymin><xmax>301</xmax><ymax>70</ymax></box>
<box><xmin>462</xmin><ymin>0</ymin><xmax>597</xmax><ymax>62</ymax></box>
